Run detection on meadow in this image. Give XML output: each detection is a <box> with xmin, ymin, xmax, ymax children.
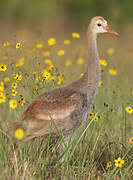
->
<box><xmin>0</xmin><ymin>26</ymin><xmax>133</xmax><ymax>179</ymax></box>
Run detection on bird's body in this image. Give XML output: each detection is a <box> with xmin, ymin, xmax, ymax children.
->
<box><xmin>19</xmin><ymin>16</ymin><xmax>119</xmax><ymax>144</ymax></box>
<box><xmin>23</xmin><ymin>86</ymin><xmax>89</xmax><ymax>139</ymax></box>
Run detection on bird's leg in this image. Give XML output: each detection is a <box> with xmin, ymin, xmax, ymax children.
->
<box><xmin>58</xmin><ymin>134</ymin><xmax>75</xmax><ymax>163</ymax></box>
<box><xmin>11</xmin><ymin>135</ymin><xmax>38</xmax><ymax>168</ymax></box>
<box><xmin>12</xmin><ymin>143</ymin><xmax>19</xmax><ymax>172</ymax></box>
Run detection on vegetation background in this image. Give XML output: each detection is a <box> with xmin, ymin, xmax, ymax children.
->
<box><xmin>0</xmin><ymin>0</ymin><xmax>133</xmax><ymax>25</ymax></box>
<box><xmin>0</xmin><ymin>0</ymin><xmax>133</xmax><ymax>179</ymax></box>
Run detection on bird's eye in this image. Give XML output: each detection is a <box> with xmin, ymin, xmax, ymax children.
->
<box><xmin>97</xmin><ymin>23</ymin><xmax>101</xmax><ymax>27</ymax></box>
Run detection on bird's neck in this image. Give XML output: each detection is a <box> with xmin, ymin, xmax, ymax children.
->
<box><xmin>87</xmin><ymin>29</ymin><xmax>99</xmax><ymax>73</ymax></box>
<box><xmin>81</xmin><ymin>28</ymin><xmax>101</xmax><ymax>94</ymax></box>
<box><xmin>66</xmin><ymin>28</ymin><xmax>101</xmax><ymax>97</ymax></box>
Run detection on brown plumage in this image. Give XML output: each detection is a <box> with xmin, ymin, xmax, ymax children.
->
<box><xmin>18</xmin><ymin>16</ymin><xmax>119</xmax><ymax>145</ymax></box>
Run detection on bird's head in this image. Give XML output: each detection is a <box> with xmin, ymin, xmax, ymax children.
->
<box><xmin>89</xmin><ymin>16</ymin><xmax>119</xmax><ymax>37</ymax></box>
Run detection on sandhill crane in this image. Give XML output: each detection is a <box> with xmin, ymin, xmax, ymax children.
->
<box><xmin>16</xmin><ymin>16</ymin><xmax>119</xmax><ymax>148</ymax></box>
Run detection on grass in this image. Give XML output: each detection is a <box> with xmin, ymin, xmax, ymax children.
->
<box><xmin>0</xmin><ymin>28</ymin><xmax>133</xmax><ymax>179</ymax></box>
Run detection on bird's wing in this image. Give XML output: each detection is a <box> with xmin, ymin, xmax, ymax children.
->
<box><xmin>22</xmin><ymin>87</ymin><xmax>87</xmax><ymax>136</ymax></box>
<box><xmin>23</xmin><ymin>88</ymin><xmax>85</xmax><ymax>122</ymax></box>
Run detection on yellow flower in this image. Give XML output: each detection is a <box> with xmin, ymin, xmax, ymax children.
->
<box><xmin>32</xmin><ymin>72</ymin><xmax>37</xmax><ymax>75</ymax></box>
<box><xmin>99</xmin><ymin>81</ymin><xmax>103</xmax><ymax>87</ymax></box>
<box><xmin>93</xmin><ymin>116</ymin><xmax>99</xmax><ymax>122</ymax></box>
<box><xmin>89</xmin><ymin>112</ymin><xmax>94</xmax><ymax>119</ymax></box>
<box><xmin>15</xmin><ymin>57</ymin><xmax>25</xmax><ymax>67</ymax></box>
<box><xmin>100</xmin><ymin>59</ymin><xmax>107</xmax><ymax>67</ymax></box>
<box><xmin>15</xmin><ymin>62</ymin><xmax>23</xmax><ymax>67</ymax></box>
<box><xmin>11</xmin><ymin>90</ymin><xmax>18</xmax><ymax>97</ymax></box>
<box><xmin>0</xmin><ymin>82</ymin><xmax>5</xmax><ymax>91</ymax></box>
<box><xmin>57</xmin><ymin>50</ymin><xmax>65</xmax><ymax>56</ymax></box>
<box><xmin>42</xmin><ymin>70</ymin><xmax>51</xmax><ymax>80</ymax></box>
<box><xmin>64</xmin><ymin>40</ymin><xmax>71</xmax><ymax>45</ymax></box>
<box><xmin>15</xmin><ymin>62</ymin><xmax>24</xmax><ymax>67</ymax></box>
<box><xmin>50</xmin><ymin>76</ymin><xmax>56</xmax><ymax>81</ymax></box>
<box><xmin>12</xmin><ymin>82</ymin><xmax>17</xmax><ymax>89</ymax></box>
<box><xmin>114</xmin><ymin>157</ymin><xmax>124</xmax><ymax>168</ymax></box>
<box><xmin>36</xmin><ymin>43</ymin><xmax>43</xmax><ymax>49</ymax></box>
<box><xmin>0</xmin><ymin>92</ymin><xmax>6</xmax><ymax>103</ymax></box>
<box><xmin>36</xmin><ymin>76</ymin><xmax>41</xmax><ymax>81</ymax></box>
<box><xmin>77</xmin><ymin>58</ymin><xmax>84</xmax><ymax>65</ymax></box>
<box><xmin>9</xmin><ymin>99</ymin><xmax>18</xmax><ymax>109</ymax></box>
<box><xmin>72</xmin><ymin>32</ymin><xmax>80</xmax><ymax>38</ymax></box>
<box><xmin>125</xmin><ymin>107</ymin><xmax>133</xmax><ymax>114</ymax></box>
<box><xmin>43</xmin><ymin>51</ymin><xmax>50</xmax><ymax>57</ymax></box>
<box><xmin>48</xmin><ymin>38</ymin><xmax>56</xmax><ymax>46</ymax></box>
<box><xmin>109</xmin><ymin>69</ymin><xmax>117</xmax><ymax>76</ymax></box>
<box><xmin>65</xmin><ymin>60</ymin><xmax>72</xmax><ymax>67</ymax></box>
<box><xmin>14</xmin><ymin>74</ymin><xmax>22</xmax><ymax>81</ymax></box>
<box><xmin>129</xmin><ymin>137</ymin><xmax>133</xmax><ymax>143</ymax></box>
<box><xmin>0</xmin><ymin>63</ymin><xmax>7</xmax><ymax>71</ymax></box>
<box><xmin>4</xmin><ymin>77</ymin><xmax>10</xmax><ymax>82</ymax></box>
<box><xmin>14</xmin><ymin>128</ymin><xmax>24</xmax><ymax>139</ymax></box>
<box><xmin>107</xmin><ymin>48</ymin><xmax>115</xmax><ymax>55</ymax></box>
<box><xmin>44</xmin><ymin>59</ymin><xmax>52</xmax><ymax>65</ymax></box>
<box><xmin>80</xmin><ymin>73</ymin><xmax>84</xmax><ymax>77</ymax></box>
<box><xmin>107</xmin><ymin>161</ymin><xmax>112</xmax><ymax>168</ymax></box>
<box><xmin>57</xmin><ymin>73</ymin><xmax>63</xmax><ymax>85</ymax></box>
<box><xmin>16</xmin><ymin>43</ymin><xmax>21</xmax><ymax>49</ymax></box>
<box><xmin>3</xmin><ymin>42</ymin><xmax>10</xmax><ymax>47</ymax></box>
<box><xmin>21</xmin><ymin>100</ymin><xmax>26</xmax><ymax>106</ymax></box>
<box><xmin>57</xmin><ymin>73</ymin><xmax>63</xmax><ymax>79</ymax></box>
<box><xmin>47</xmin><ymin>64</ymin><xmax>54</xmax><ymax>71</ymax></box>
<box><xmin>57</xmin><ymin>78</ymin><xmax>62</xmax><ymax>85</ymax></box>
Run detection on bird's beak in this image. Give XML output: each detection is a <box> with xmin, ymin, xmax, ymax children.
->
<box><xmin>104</xmin><ymin>26</ymin><xmax>120</xmax><ymax>37</ymax></box>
